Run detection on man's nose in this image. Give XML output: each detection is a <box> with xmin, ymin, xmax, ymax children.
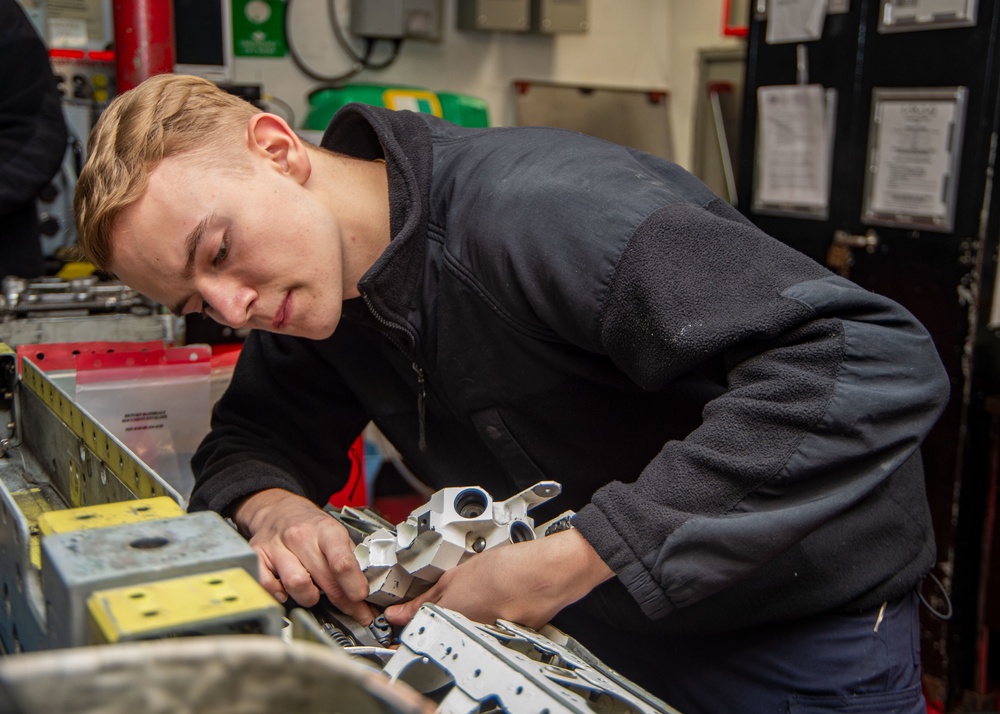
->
<box><xmin>202</xmin><ymin>281</ymin><xmax>253</xmax><ymax>328</ymax></box>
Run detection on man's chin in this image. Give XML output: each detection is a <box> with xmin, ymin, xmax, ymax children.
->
<box><xmin>277</xmin><ymin>323</ymin><xmax>338</xmax><ymax>341</ymax></box>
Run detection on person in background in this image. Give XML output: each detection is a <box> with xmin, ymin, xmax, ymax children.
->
<box><xmin>74</xmin><ymin>73</ymin><xmax>950</xmax><ymax>713</ymax></box>
<box><xmin>0</xmin><ymin>0</ymin><xmax>68</xmax><ymax>278</ymax></box>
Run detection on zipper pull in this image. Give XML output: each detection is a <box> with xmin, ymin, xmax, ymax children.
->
<box><xmin>412</xmin><ymin>362</ymin><xmax>427</xmax><ymax>451</ymax></box>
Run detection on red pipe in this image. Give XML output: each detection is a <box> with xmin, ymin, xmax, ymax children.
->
<box><xmin>113</xmin><ymin>0</ymin><xmax>174</xmax><ymax>93</ymax></box>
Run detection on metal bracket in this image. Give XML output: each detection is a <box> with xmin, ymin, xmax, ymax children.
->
<box><xmin>382</xmin><ymin>604</ymin><xmax>677</xmax><ymax>714</ymax></box>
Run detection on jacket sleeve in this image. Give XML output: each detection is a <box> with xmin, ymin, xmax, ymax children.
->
<box><xmin>571</xmin><ymin>198</ymin><xmax>950</xmax><ymax>620</ymax></box>
<box><xmin>0</xmin><ymin>2</ymin><xmax>67</xmax><ymax>216</ymax></box>
<box><xmin>188</xmin><ymin>330</ymin><xmax>370</xmax><ymax>514</ymax></box>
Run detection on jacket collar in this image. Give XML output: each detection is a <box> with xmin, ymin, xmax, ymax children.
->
<box><xmin>321</xmin><ymin>103</ymin><xmax>434</xmax><ymax>329</ymax></box>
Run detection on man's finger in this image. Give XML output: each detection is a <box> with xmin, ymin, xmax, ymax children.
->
<box><xmin>321</xmin><ymin>550</ymin><xmax>371</xmax><ymax>602</ymax></box>
<box><xmin>294</xmin><ymin>523</ymin><xmax>373</xmax><ymax>623</ymax></box>
<box><xmin>383</xmin><ymin>599</ymin><xmax>421</xmax><ymax>626</ymax></box>
<box><xmin>384</xmin><ymin>583</ymin><xmax>441</xmax><ymax>626</ymax></box>
<box><xmin>267</xmin><ymin>550</ymin><xmax>322</xmax><ymax>607</ymax></box>
<box><xmin>258</xmin><ymin>566</ymin><xmax>288</xmax><ymax>603</ymax></box>
<box><xmin>254</xmin><ymin>548</ymin><xmax>288</xmax><ymax>603</ymax></box>
<box><xmin>336</xmin><ymin>598</ymin><xmax>379</xmax><ymax>628</ymax></box>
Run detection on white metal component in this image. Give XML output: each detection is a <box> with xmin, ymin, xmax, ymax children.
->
<box><xmin>353</xmin><ymin>482</ymin><xmax>562</xmax><ymax>605</ymax></box>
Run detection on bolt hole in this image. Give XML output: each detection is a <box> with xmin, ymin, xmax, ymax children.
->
<box><xmin>509</xmin><ymin>521</ymin><xmax>535</xmax><ymax>544</ymax></box>
<box><xmin>129</xmin><ymin>536</ymin><xmax>169</xmax><ymax>550</ymax></box>
<box><xmin>454</xmin><ymin>489</ymin><xmax>487</xmax><ymax>519</ymax></box>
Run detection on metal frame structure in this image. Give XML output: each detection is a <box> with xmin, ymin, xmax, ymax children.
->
<box><xmin>0</xmin><ymin>347</ymin><xmax>677</xmax><ymax>712</ymax></box>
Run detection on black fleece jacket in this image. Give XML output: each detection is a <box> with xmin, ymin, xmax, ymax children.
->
<box><xmin>0</xmin><ymin>0</ymin><xmax>67</xmax><ymax>278</ymax></box>
<box><xmin>190</xmin><ymin>104</ymin><xmax>950</xmax><ymax>635</ymax></box>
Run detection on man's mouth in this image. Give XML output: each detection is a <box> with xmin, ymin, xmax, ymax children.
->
<box><xmin>273</xmin><ymin>292</ymin><xmax>290</xmax><ymax>330</ymax></box>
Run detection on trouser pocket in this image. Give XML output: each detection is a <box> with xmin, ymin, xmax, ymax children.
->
<box><xmin>787</xmin><ymin>684</ymin><xmax>924</xmax><ymax>713</ymax></box>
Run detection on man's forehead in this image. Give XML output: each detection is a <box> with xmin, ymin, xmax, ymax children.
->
<box><xmin>111</xmin><ymin>181</ymin><xmax>200</xmax><ymax>297</ymax></box>
<box><xmin>121</xmin><ymin>162</ymin><xmax>206</xmax><ymax>239</ymax></box>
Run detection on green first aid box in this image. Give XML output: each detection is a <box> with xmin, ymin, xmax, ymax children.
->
<box><xmin>305</xmin><ymin>84</ymin><xmax>490</xmax><ymax>130</ymax></box>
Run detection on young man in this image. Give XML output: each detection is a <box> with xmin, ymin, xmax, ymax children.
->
<box><xmin>76</xmin><ymin>73</ymin><xmax>949</xmax><ymax>712</ymax></box>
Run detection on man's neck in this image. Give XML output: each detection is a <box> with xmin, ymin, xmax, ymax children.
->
<box><xmin>310</xmin><ymin>149</ymin><xmax>391</xmax><ymax>299</ymax></box>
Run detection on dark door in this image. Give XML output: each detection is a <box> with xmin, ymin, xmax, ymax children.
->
<box><xmin>737</xmin><ymin>0</ymin><xmax>1000</xmax><ymax>705</ymax></box>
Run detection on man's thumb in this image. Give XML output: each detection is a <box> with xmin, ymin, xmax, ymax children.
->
<box><xmin>383</xmin><ymin>601</ymin><xmax>416</xmax><ymax>625</ymax></box>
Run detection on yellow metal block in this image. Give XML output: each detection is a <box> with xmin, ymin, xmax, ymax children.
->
<box><xmin>87</xmin><ymin>568</ymin><xmax>284</xmax><ymax>644</ymax></box>
<box><xmin>37</xmin><ymin>496</ymin><xmax>184</xmax><ymax>536</ymax></box>
<box><xmin>55</xmin><ymin>261</ymin><xmax>96</xmax><ymax>280</ymax></box>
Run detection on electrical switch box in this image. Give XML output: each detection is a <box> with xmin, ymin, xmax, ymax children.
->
<box><xmin>403</xmin><ymin>0</ymin><xmax>443</xmax><ymax>41</ymax></box>
<box><xmin>350</xmin><ymin>0</ymin><xmax>405</xmax><ymax>39</ymax></box>
<box><xmin>531</xmin><ymin>0</ymin><xmax>589</xmax><ymax>33</ymax></box>
<box><xmin>457</xmin><ymin>0</ymin><xmax>529</xmax><ymax>32</ymax></box>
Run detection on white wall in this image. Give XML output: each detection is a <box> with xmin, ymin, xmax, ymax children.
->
<box><xmin>669</xmin><ymin>0</ymin><xmax>744</xmax><ymax>168</ymax></box>
<box><xmin>233</xmin><ymin>0</ymin><xmax>742</xmax><ymax>170</ymax></box>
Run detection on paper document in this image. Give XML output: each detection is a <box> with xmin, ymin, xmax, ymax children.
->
<box><xmin>767</xmin><ymin>0</ymin><xmax>829</xmax><ymax>43</ymax></box>
<box><xmin>756</xmin><ymin>84</ymin><xmax>832</xmax><ymax>212</ymax></box>
<box><xmin>883</xmin><ymin>0</ymin><xmax>975</xmax><ymax>27</ymax></box>
<box><xmin>869</xmin><ymin>99</ymin><xmax>957</xmax><ymax>220</ymax></box>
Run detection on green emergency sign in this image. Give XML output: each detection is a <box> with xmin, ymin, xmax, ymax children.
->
<box><xmin>232</xmin><ymin>0</ymin><xmax>287</xmax><ymax>58</ymax></box>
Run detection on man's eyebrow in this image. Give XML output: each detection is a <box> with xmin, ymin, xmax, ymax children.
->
<box><xmin>170</xmin><ymin>214</ymin><xmax>211</xmax><ymax>316</ymax></box>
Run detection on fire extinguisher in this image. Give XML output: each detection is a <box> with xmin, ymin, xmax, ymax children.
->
<box><xmin>113</xmin><ymin>0</ymin><xmax>174</xmax><ymax>92</ymax></box>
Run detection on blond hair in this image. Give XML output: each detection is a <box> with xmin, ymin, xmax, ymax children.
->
<box><xmin>74</xmin><ymin>73</ymin><xmax>259</xmax><ymax>271</ymax></box>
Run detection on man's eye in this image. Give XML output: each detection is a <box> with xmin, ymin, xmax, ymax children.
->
<box><xmin>212</xmin><ymin>238</ymin><xmax>229</xmax><ymax>267</ymax></box>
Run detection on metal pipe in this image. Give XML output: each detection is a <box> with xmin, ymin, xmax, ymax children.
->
<box><xmin>112</xmin><ymin>0</ymin><xmax>174</xmax><ymax>92</ymax></box>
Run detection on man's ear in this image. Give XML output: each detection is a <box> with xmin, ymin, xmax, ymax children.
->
<box><xmin>246</xmin><ymin>113</ymin><xmax>311</xmax><ymax>183</ymax></box>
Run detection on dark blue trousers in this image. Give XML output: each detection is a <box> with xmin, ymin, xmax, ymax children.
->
<box><xmin>555</xmin><ymin>590</ymin><xmax>926</xmax><ymax>714</ymax></box>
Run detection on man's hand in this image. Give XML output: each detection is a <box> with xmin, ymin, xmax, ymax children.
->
<box><xmin>382</xmin><ymin>527</ymin><xmax>614</xmax><ymax>631</ymax></box>
<box><xmin>231</xmin><ymin>488</ymin><xmax>375</xmax><ymax>625</ymax></box>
